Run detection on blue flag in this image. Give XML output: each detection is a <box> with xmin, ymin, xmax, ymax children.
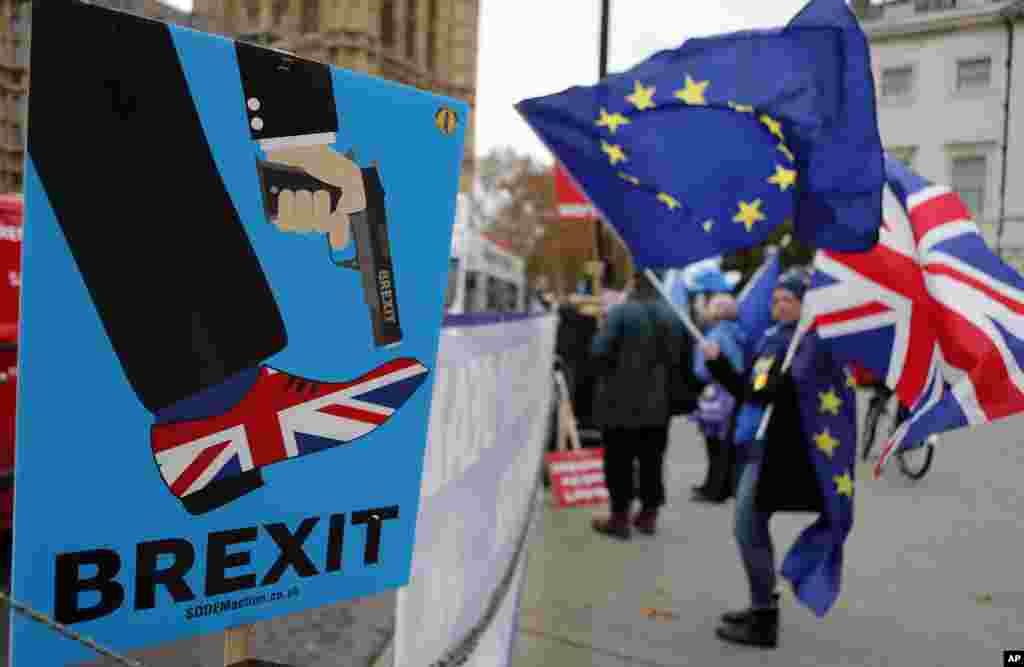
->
<box><xmin>736</xmin><ymin>250</ymin><xmax>782</xmax><ymax>367</ymax></box>
<box><xmin>666</xmin><ymin>269</ymin><xmax>690</xmax><ymax>313</ymax></box>
<box><xmin>691</xmin><ymin>268</ymin><xmax>733</xmax><ymax>295</ymax></box>
<box><xmin>780</xmin><ymin>330</ymin><xmax>857</xmax><ymax>617</ymax></box>
<box><xmin>516</xmin><ymin>0</ymin><xmax>883</xmax><ymax>268</ymax></box>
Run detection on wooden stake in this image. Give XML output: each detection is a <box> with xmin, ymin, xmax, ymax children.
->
<box><xmin>224</xmin><ymin>625</ymin><xmax>253</xmax><ymax>666</ymax></box>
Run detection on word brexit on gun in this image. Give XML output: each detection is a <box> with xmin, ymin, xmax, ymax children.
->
<box><xmin>11</xmin><ymin>1</ymin><xmax>466</xmax><ymax>664</ymax></box>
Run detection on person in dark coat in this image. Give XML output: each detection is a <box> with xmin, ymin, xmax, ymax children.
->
<box><xmin>700</xmin><ymin>267</ymin><xmax>827</xmax><ymax>648</ymax></box>
<box><xmin>588</xmin><ymin>270</ymin><xmax>688</xmax><ymax>539</ymax></box>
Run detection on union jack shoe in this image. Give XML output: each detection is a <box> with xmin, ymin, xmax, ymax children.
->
<box><xmin>151</xmin><ymin>358</ymin><xmax>429</xmax><ymax>515</ymax></box>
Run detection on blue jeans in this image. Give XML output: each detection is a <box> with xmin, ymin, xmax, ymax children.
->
<box><xmin>734</xmin><ymin>462</ymin><xmax>777</xmax><ymax>608</ymax></box>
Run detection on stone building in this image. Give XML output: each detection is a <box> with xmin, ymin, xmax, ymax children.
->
<box><xmin>193</xmin><ymin>0</ymin><xmax>479</xmax><ymax>190</ymax></box>
<box><xmin>0</xmin><ymin>0</ymin><xmax>478</xmax><ymax>193</ymax></box>
<box><xmin>0</xmin><ymin>0</ymin><xmax>29</xmax><ymax>194</ymax></box>
<box><xmin>852</xmin><ymin>0</ymin><xmax>1024</xmax><ymax>265</ymax></box>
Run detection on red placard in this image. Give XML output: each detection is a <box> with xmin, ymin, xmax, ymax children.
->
<box><xmin>553</xmin><ymin>162</ymin><xmax>596</xmax><ymax>220</ymax></box>
<box><xmin>544</xmin><ymin>447</ymin><xmax>608</xmax><ymax>507</ymax></box>
<box><xmin>0</xmin><ymin>194</ymin><xmax>22</xmax><ymax>343</ymax></box>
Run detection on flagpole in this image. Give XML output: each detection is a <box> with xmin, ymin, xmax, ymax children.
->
<box><xmin>753</xmin><ymin>306</ymin><xmax>814</xmax><ymax>441</ymax></box>
<box><xmin>593</xmin><ymin>0</ymin><xmax>612</xmax><ymax>290</ymax></box>
<box><xmin>645</xmin><ymin>268</ymin><xmax>706</xmax><ymax>345</ymax></box>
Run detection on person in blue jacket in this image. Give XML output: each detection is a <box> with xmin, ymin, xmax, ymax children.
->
<box><xmin>690</xmin><ymin>293</ymin><xmax>745</xmax><ymax>503</ymax></box>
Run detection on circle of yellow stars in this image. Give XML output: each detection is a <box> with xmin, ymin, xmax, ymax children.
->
<box><xmin>586</xmin><ymin>73</ymin><xmax>799</xmax><ymax>235</ymax></box>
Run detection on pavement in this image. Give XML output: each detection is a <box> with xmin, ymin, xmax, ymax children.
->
<box><xmin>1</xmin><ymin>590</ymin><xmax>396</xmax><ymax>667</ymax></box>
<box><xmin>4</xmin><ymin>392</ymin><xmax>1024</xmax><ymax>666</ymax></box>
<box><xmin>512</xmin><ymin>401</ymin><xmax>1024</xmax><ymax>666</ymax></box>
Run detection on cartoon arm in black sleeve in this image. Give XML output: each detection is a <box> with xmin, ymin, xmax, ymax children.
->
<box><xmin>236</xmin><ymin>41</ymin><xmax>366</xmax><ymax>250</ymax></box>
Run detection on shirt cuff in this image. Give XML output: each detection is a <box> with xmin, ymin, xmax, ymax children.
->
<box><xmin>258</xmin><ymin>132</ymin><xmax>337</xmax><ymax>152</ymax></box>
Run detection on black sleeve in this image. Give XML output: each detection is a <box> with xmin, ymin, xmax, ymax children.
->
<box><xmin>746</xmin><ymin>367</ymin><xmax>795</xmax><ymax>405</ymax></box>
<box><xmin>706</xmin><ymin>355</ymin><xmax>745</xmax><ymax>399</ymax></box>
<box><xmin>235</xmin><ymin>41</ymin><xmax>338</xmax><ymax>142</ymax></box>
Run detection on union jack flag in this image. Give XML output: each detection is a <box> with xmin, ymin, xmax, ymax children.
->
<box><xmin>152</xmin><ymin>358</ymin><xmax>429</xmax><ymax>500</ymax></box>
<box><xmin>806</xmin><ymin>156</ymin><xmax>1024</xmax><ymax>472</ymax></box>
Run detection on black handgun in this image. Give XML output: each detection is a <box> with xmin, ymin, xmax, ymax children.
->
<box><xmin>257</xmin><ymin>158</ymin><xmax>402</xmax><ymax>348</ymax></box>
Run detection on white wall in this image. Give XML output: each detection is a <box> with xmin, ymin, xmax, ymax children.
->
<box><xmin>873</xmin><ymin>23</ymin><xmax>1010</xmax><ymax>244</ymax></box>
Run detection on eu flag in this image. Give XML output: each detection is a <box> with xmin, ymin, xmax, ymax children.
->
<box><xmin>515</xmin><ymin>0</ymin><xmax>883</xmax><ymax>269</ymax></box>
<box><xmin>781</xmin><ymin>330</ymin><xmax>857</xmax><ymax>617</ymax></box>
<box><xmin>736</xmin><ymin>250</ymin><xmax>782</xmax><ymax>368</ymax></box>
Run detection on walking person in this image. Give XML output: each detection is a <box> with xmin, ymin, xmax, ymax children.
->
<box><xmin>690</xmin><ymin>293</ymin><xmax>744</xmax><ymax>503</ymax></box>
<box><xmin>701</xmin><ymin>267</ymin><xmax>853</xmax><ymax>648</ymax></box>
<box><xmin>589</xmin><ymin>270</ymin><xmax>690</xmax><ymax>539</ymax></box>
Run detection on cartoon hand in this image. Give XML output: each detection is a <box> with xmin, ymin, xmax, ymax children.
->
<box><xmin>263</xmin><ymin>144</ymin><xmax>367</xmax><ymax>250</ymax></box>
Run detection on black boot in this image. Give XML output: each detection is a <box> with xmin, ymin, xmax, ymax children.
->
<box><xmin>720</xmin><ymin>592</ymin><xmax>780</xmax><ymax>624</ymax></box>
<box><xmin>715</xmin><ymin>607</ymin><xmax>779</xmax><ymax>649</ymax></box>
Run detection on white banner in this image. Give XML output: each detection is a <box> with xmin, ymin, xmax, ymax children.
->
<box><xmin>392</xmin><ymin>313</ymin><xmax>557</xmax><ymax>667</ymax></box>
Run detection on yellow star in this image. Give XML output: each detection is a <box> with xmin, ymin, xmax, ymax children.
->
<box><xmin>733</xmin><ymin>199</ymin><xmax>766</xmax><ymax>232</ymax></box>
<box><xmin>834</xmin><ymin>471</ymin><xmax>854</xmax><ymax>497</ymax></box>
<box><xmin>814</xmin><ymin>429</ymin><xmax>840</xmax><ymax>458</ymax></box>
<box><xmin>674</xmin><ymin>75</ymin><xmax>709</xmax><ymax>105</ymax></box>
<box><xmin>618</xmin><ymin>172</ymin><xmax>640</xmax><ymax>185</ymax></box>
<box><xmin>601</xmin><ymin>140</ymin><xmax>628</xmax><ymax>165</ymax></box>
<box><xmin>626</xmin><ymin>81</ymin><xmax>657</xmax><ymax>111</ymax></box>
<box><xmin>728</xmin><ymin>101</ymin><xmax>754</xmax><ymax>113</ymax></box>
<box><xmin>768</xmin><ymin>164</ymin><xmax>797</xmax><ymax>192</ymax></box>
<box><xmin>819</xmin><ymin>389</ymin><xmax>843</xmax><ymax>416</ymax></box>
<box><xmin>777</xmin><ymin>143</ymin><xmax>795</xmax><ymax>163</ymax></box>
<box><xmin>657</xmin><ymin>193</ymin><xmax>681</xmax><ymax>210</ymax></box>
<box><xmin>760</xmin><ymin>114</ymin><xmax>784</xmax><ymax>141</ymax></box>
<box><xmin>702</xmin><ymin>219</ymin><xmax>715</xmax><ymax>232</ymax></box>
<box><xmin>596</xmin><ymin>107</ymin><xmax>631</xmax><ymax>134</ymax></box>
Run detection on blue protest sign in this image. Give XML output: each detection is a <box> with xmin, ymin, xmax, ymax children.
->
<box><xmin>11</xmin><ymin>1</ymin><xmax>465</xmax><ymax>662</ymax></box>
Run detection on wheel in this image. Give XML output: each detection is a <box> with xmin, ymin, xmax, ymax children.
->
<box><xmin>896</xmin><ymin>438</ymin><xmax>935</xmax><ymax>480</ymax></box>
<box><xmin>861</xmin><ymin>393</ymin><xmax>894</xmax><ymax>462</ymax></box>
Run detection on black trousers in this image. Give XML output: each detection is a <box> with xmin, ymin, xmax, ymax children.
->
<box><xmin>602</xmin><ymin>425</ymin><xmax>670</xmax><ymax>514</ymax></box>
<box><xmin>700</xmin><ymin>436</ymin><xmax>736</xmax><ymax>500</ymax></box>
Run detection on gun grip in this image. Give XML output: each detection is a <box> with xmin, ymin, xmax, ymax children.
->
<box><xmin>257</xmin><ymin>159</ymin><xmax>343</xmax><ymax>222</ymax></box>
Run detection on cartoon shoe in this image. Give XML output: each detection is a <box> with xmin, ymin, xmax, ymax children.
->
<box><xmin>151</xmin><ymin>357</ymin><xmax>429</xmax><ymax>515</ymax></box>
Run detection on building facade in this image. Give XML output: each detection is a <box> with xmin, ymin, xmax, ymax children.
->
<box><xmin>853</xmin><ymin>0</ymin><xmax>1024</xmax><ymax>267</ymax></box>
<box><xmin>192</xmin><ymin>0</ymin><xmax>479</xmax><ymax>190</ymax></box>
<box><xmin>0</xmin><ymin>0</ymin><xmax>478</xmax><ymax>193</ymax></box>
<box><xmin>0</xmin><ymin>0</ymin><xmax>29</xmax><ymax>194</ymax></box>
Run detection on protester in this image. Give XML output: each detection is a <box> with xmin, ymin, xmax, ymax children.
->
<box><xmin>690</xmin><ymin>293</ymin><xmax>744</xmax><ymax>503</ymax></box>
<box><xmin>588</xmin><ymin>269</ymin><xmax>687</xmax><ymax>539</ymax></box>
<box><xmin>701</xmin><ymin>267</ymin><xmax>842</xmax><ymax>648</ymax></box>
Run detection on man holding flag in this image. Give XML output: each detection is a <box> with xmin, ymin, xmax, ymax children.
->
<box><xmin>702</xmin><ymin>268</ymin><xmax>856</xmax><ymax>647</ymax></box>
<box><xmin>517</xmin><ymin>0</ymin><xmax>883</xmax><ymax>628</ymax></box>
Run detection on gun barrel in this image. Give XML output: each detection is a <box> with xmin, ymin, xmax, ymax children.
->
<box><xmin>352</xmin><ymin>167</ymin><xmax>402</xmax><ymax>347</ymax></box>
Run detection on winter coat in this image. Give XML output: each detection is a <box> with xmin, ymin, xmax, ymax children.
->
<box><xmin>589</xmin><ymin>295</ymin><xmax>687</xmax><ymax>429</ymax></box>
<box><xmin>707</xmin><ymin>322</ymin><xmax>825</xmax><ymax>514</ymax></box>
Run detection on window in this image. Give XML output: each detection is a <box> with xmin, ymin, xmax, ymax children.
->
<box><xmin>882</xmin><ymin>66</ymin><xmax>914</xmax><ymax>97</ymax></box>
<box><xmin>956</xmin><ymin>57</ymin><xmax>991</xmax><ymax>91</ymax></box>
<box><xmin>272</xmin><ymin>0</ymin><xmax>288</xmax><ymax>26</ymax></box>
<box><xmin>445</xmin><ymin>258</ymin><xmax>459</xmax><ymax>308</ymax></box>
<box><xmin>886</xmin><ymin>146</ymin><xmax>916</xmax><ymax>168</ymax></box>
<box><xmin>427</xmin><ymin>0</ymin><xmax>438</xmax><ymax>70</ymax></box>
<box><xmin>301</xmin><ymin>0</ymin><xmax>319</xmax><ymax>34</ymax></box>
<box><xmin>406</xmin><ymin>0</ymin><xmax>418</xmax><ymax>61</ymax></box>
<box><xmin>915</xmin><ymin>0</ymin><xmax>955</xmax><ymax>12</ymax></box>
<box><xmin>16</xmin><ymin>95</ymin><xmax>26</xmax><ymax>148</ymax></box>
<box><xmin>381</xmin><ymin>0</ymin><xmax>395</xmax><ymax>49</ymax></box>
<box><xmin>951</xmin><ymin>156</ymin><xmax>986</xmax><ymax>217</ymax></box>
<box><xmin>246</xmin><ymin>0</ymin><xmax>261</xmax><ymax>23</ymax></box>
<box><xmin>13</xmin><ymin>3</ymin><xmax>30</xmax><ymax>67</ymax></box>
